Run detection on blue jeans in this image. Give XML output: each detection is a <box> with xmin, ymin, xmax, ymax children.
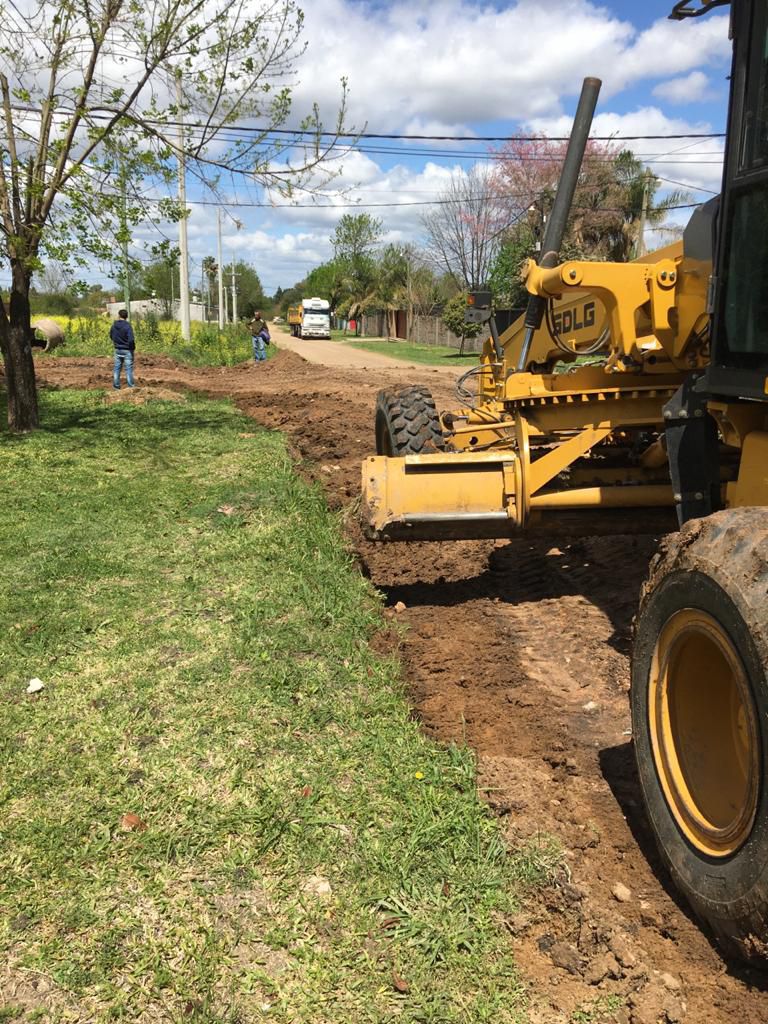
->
<box><xmin>113</xmin><ymin>349</ymin><xmax>135</xmax><ymax>388</ymax></box>
<box><xmin>252</xmin><ymin>334</ymin><xmax>267</xmax><ymax>361</ymax></box>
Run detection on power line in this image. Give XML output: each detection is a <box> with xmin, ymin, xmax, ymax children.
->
<box><xmin>178</xmin><ymin>196</ymin><xmax>704</xmax><ymax>211</ymax></box>
<box><xmin>114</xmin><ymin>115</ymin><xmax>724</xmax><ymax>159</ymax></box>
<box><xmin>103</xmin><ymin>115</ymin><xmax>729</xmax><ymax>143</ymax></box>
<box><xmin>11</xmin><ymin>102</ymin><xmax>726</xmax><ymax>142</ymax></box>
<box><xmin>120</xmin><ymin>168</ymin><xmax>719</xmax><ymax>213</ymax></box>
<box><xmin>133</xmin><ymin>124</ymin><xmax>726</xmax><ymax>163</ymax></box>
<box><xmin>655</xmin><ymin>174</ymin><xmax>719</xmax><ymax>195</ymax></box>
<box><xmin>126</xmin><ymin>121</ymin><xmax>727</xmax><ymax>167</ymax></box>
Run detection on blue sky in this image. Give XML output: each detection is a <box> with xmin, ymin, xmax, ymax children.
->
<box><xmin>127</xmin><ymin>0</ymin><xmax>732</xmax><ymax>296</ymax></box>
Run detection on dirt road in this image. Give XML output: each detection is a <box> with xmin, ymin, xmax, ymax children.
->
<box><xmin>35</xmin><ymin>347</ymin><xmax>768</xmax><ymax>1023</ymax></box>
<box><xmin>270</xmin><ymin>326</ymin><xmax>458</xmax><ymax>373</ymax></box>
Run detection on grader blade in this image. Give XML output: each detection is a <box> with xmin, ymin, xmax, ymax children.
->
<box><xmin>362</xmin><ymin>450</ymin><xmax>678</xmax><ymax>542</ymax></box>
<box><xmin>362</xmin><ymin>451</ymin><xmax>519</xmax><ymax>541</ymax></box>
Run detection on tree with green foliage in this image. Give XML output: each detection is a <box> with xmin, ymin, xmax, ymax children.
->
<box><xmin>600</xmin><ymin>150</ymin><xmax>690</xmax><ymax>261</ymax></box>
<box><xmin>493</xmin><ymin>139</ymin><xmax>690</xmax><ymax>267</ymax></box>
<box><xmin>224</xmin><ymin>261</ymin><xmax>267</xmax><ymax>319</ymax></box>
<box><xmin>76</xmin><ymin>283</ymin><xmax>113</xmax><ymax>315</ymax></box>
<box><xmin>487</xmin><ymin>225</ymin><xmax>538</xmax><ymax>309</ymax></box>
<box><xmin>487</xmin><ymin>144</ymin><xmax>691</xmax><ymax>309</ymax></box>
<box><xmin>373</xmin><ymin>245</ymin><xmax>407</xmax><ymax>337</ymax></box>
<box><xmin>329</xmin><ymin>214</ymin><xmax>383</xmax><ymax>332</ymax></box>
<box><xmin>277</xmin><ymin>285</ymin><xmax>302</xmax><ymax>316</ymax></box>
<box><xmin>202</xmin><ymin>256</ymin><xmax>218</xmax><ymax>302</ymax></box>
<box><xmin>130</xmin><ymin>249</ymin><xmax>180</xmax><ymax>318</ymax></box>
<box><xmin>442</xmin><ymin>293</ymin><xmax>484</xmax><ymax>355</ymax></box>
<box><xmin>331</xmin><ymin>213</ymin><xmax>383</xmax><ymax>262</ymax></box>
<box><xmin>0</xmin><ymin>0</ymin><xmax>350</xmax><ymax>432</ymax></box>
<box><xmin>303</xmin><ymin>260</ymin><xmax>349</xmax><ymax>313</ymax></box>
<box><xmin>371</xmin><ymin>244</ymin><xmax>441</xmax><ymax>339</ymax></box>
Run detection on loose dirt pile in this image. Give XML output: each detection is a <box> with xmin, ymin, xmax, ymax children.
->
<box><xmin>35</xmin><ymin>345</ymin><xmax>768</xmax><ymax>1023</ymax></box>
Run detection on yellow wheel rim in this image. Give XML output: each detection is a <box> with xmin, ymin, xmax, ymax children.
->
<box><xmin>648</xmin><ymin>608</ymin><xmax>760</xmax><ymax>858</ymax></box>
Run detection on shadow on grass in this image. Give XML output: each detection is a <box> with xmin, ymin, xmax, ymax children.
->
<box><xmin>0</xmin><ymin>385</ymin><xmax>256</xmax><ymax>452</ymax></box>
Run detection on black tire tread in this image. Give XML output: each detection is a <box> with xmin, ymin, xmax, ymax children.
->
<box><xmin>375</xmin><ymin>385</ymin><xmax>445</xmax><ymax>455</ymax></box>
<box><xmin>633</xmin><ymin>508</ymin><xmax>768</xmax><ymax>962</ymax></box>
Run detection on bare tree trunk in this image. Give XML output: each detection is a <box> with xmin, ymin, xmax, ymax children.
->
<box><xmin>0</xmin><ymin>259</ymin><xmax>39</xmax><ymax>432</ymax></box>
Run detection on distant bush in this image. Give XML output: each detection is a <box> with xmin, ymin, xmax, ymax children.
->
<box><xmin>133</xmin><ymin>311</ymin><xmax>164</xmax><ymax>350</ymax></box>
<box><xmin>30</xmin><ymin>291</ymin><xmax>76</xmax><ymax>316</ymax></box>
<box><xmin>36</xmin><ymin>314</ymin><xmax>257</xmax><ymax>367</ymax></box>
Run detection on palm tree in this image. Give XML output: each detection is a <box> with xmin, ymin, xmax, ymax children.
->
<box><xmin>607</xmin><ymin>151</ymin><xmax>692</xmax><ymax>262</ymax></box>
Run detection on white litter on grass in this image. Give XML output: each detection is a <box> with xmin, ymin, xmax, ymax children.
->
<box><xmin>26</xmin><ymin>678</ymin><xmax>45</xmax><ymax>694</ymax></box>
<box><xmin>303</xmin><ymin>874</ymin><xmax>332</xmax><ymax>896</ymax></box>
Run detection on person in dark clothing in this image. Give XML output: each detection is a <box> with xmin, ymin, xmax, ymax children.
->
<box><xmin>247</xmin><ymin>311</ymin><xmax>269</xmax><ymax>363</ymax></box>
<box><xmin>110</xmin><ymin>309</ymin><xmax>136</xmax><ymax>389</ymax></box>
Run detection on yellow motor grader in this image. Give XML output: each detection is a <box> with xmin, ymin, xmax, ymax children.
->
<box><xmin>363</xmin><ymin>0</ymin><xmax>768</xmax><ymax>962</ymax></box>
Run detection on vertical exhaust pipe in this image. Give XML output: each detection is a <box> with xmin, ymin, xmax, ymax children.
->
<box><xmin>517</xmin><ymin>76</ymin><xmax>602</xmax><ymax>372</ymax></box>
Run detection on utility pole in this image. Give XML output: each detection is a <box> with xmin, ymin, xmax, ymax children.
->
<box><xmin>230</xmin><ymin>253</ymin><xmax>238</xmax><ymax>323</ymax></box>
<box><xmin>119</xmin><ymin>163</ymin><xmax>130</xmax><ymax>317</ymax></box>
<box><xmin>637</xmin><ymin>170</ymin><xmax>651</xmax><ymax>258</ymax></box>
<box><xmin>176</xmin><ymin>75</ymin><xmax>191</xmax><ymax>341</ymax></box>
<box><xmin>217</xmin><ymin>209</ymin><xmax>225</xmax><ymax>329</ymax></box>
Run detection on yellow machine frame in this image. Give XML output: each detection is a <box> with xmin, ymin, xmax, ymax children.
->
<box><xmin>363</xmin><ymin>230</ymin><xmax>766</xmax><ymax>541</ymax></box>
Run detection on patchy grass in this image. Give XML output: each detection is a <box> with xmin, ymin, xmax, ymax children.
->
<box><xmin>0</xmin><ymin>389</ymin><xmax>536</xmax><ymax>1023</ymax></box>
<box><xmin>330</xmin><ymin>333</ymin><xmax>480</xmax><ymax>367</ymax></box>
<box><xmin>570</xmin><ymin>995</ymin><xmax>623</xmax><ymax>1023</ymax></box>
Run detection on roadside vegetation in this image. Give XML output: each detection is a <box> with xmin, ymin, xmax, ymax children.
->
<box><xmin>336</xmin><ymin>334</ymin><xmax>480</xmax><ymax>367</ymax></box>
<box><xmin>0</xmin><ymin>389</ymin><xmax>561</xmax><ymax>1023</ymax></box>
<box><xmin>36</xmin><ymin>314</ymin><xmax>260</xmax><ymax>367</ymax></box>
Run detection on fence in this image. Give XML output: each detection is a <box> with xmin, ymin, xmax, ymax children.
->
<box><xmin>359</xmin><ymin>311</ymin><xmax>485</xmax><ymax>352</ymax></box>
<box><xmin>359</xmin><ymin>308</ymin><xmax>525</xmax><ymax>353</ymax></box>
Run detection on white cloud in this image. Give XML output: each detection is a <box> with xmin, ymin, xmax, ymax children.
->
<box><xmin>652</xmin><ymin>70</ymin><xmax>716</xmax><ymax>104</ymax></box>
<box><xmin>612</xmin><ymin>16</ymin><xmax>730</xmax><ymax>94</ymax></box>
<box><xmin>287</xmin><ymin>0</ymin><xmax>729</xmax><ymax>130</ymax></box>
<box><xmin>241</xmin><ymin>158</ymin><xmax>476</xmax><ymax>290</ymax></box>
<box><xmin>33</xmin><ymin>0</ymin><xmax>732</xmax><ymax>295</ymax></box>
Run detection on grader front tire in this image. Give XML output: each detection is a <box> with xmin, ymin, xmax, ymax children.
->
<box><xmin>632</xmin><ymin>509</ymin><xmax>768</xmax><ymax>962</ymax></box>
<box><xmin>375</xmin><ymin>386</ymin><xmax>445</xmax><ymax>456</ymax></box>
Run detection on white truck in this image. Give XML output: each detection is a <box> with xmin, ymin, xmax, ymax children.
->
<box><xmin>298</xmin><ymin>297</ymin><xmax>331</xmax><ymax>339</ymax></box>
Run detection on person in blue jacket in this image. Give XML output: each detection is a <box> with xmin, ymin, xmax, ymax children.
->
<box><xmin>110</xmin><ymin>309</ymin><xmax>136</xmax><ymax>389</ymax></box>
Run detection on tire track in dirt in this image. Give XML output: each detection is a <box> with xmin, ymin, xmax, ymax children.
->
<box><xmin>32</xmin><ymin>349</ymin><xmax>768</xmax><ymax>1023</ymax></box>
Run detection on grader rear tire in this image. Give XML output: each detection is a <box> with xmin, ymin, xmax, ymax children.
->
<box><xmin>375</xmin><ymin>386</ymin><xmax>445</xmax><ymax>456</ymax></box>
<box><xmin>632</xmin><ymin>508</ymin><xmax>768</xmax><ymax>962</ymax></box>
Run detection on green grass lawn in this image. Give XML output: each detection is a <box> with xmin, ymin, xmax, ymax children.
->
<box><xmin>328</xmin><ymin>332</ymin><xmax>480</xmax><ymax>367</ymax></box>
<box><xmin>0</xmin><ymin>389</ymin><xmax>552</xmax><ymax>1023</ymax></box>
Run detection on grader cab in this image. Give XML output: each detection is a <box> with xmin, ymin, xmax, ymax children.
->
<box><xmin>363</xmin><ymin>0</ymin><xmax>768</xmax><ymax>963</ymax></box>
